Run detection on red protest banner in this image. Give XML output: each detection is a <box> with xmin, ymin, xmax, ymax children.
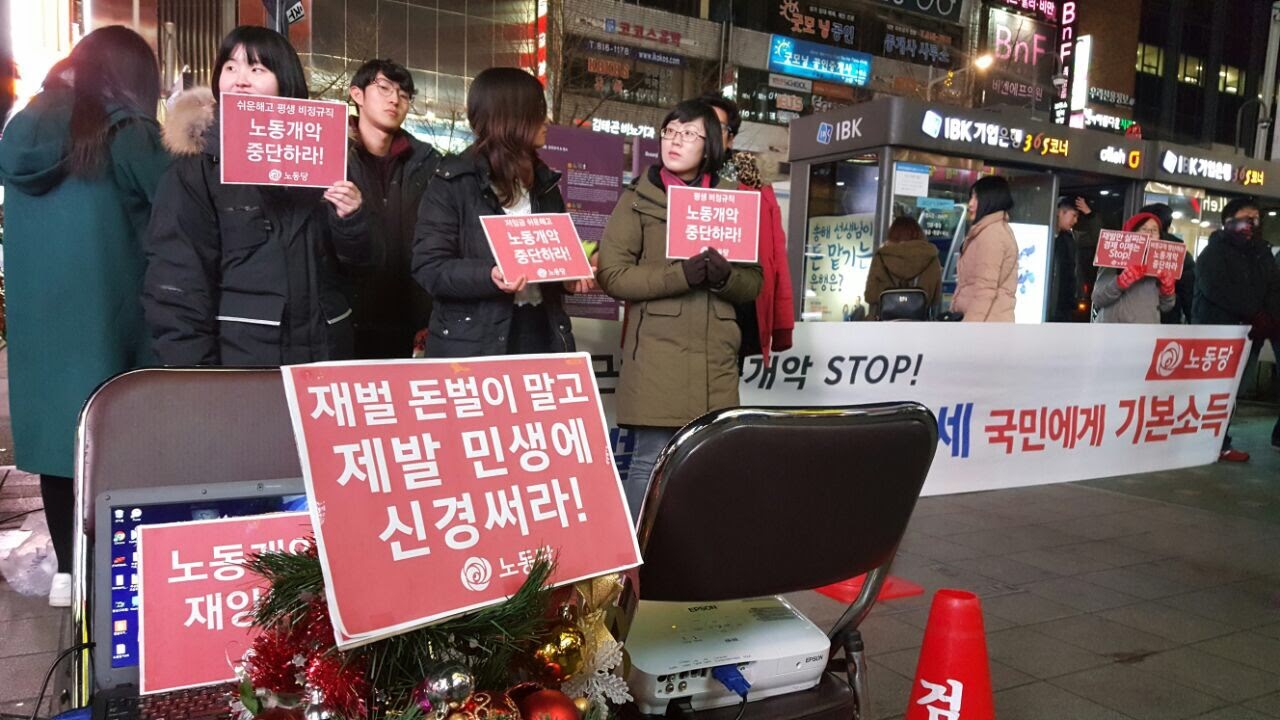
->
<box><xmin>1094</xmin><ymin>229</ymin><xmax>1148</xmax><ymax>269</ymax></box>
<box><xmin>666</xmin><ymin>185</ymin><xmax>761</xmax><ymax>262</ymax></box>
<box><xmin>280</xmin><ymin>354</ymin><xmax>641</xmax><ymax>648</ymax></box>
<box><xmin>137</xmin><ymin>512</ymin><xmax>312</xmax><ymax>694</ymax></box>
<box><xmin>220</xmin><ymin>93</ymin><xmax>348</xmax><ymax>188</ymax></box>
<box><xmin>1144</xmin><ymin>239</ymin><xmax>1186</xmax><ymax>280</ymax></box>
<box><xmin>480</xmin><ymin>213</ymin><xmax>595</xmax><ymax>283</ymax></box>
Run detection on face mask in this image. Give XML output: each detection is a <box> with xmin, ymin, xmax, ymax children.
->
<box><xmin>1226</xmin><ymin>217</ymin><xmax>1258</xmax><ymax>239</ymax></box>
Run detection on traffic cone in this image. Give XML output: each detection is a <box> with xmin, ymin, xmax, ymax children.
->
<box><xmin>904</xmin><ymin>589</ymin><xmax>994</xmax><ymax>720</ymax></box>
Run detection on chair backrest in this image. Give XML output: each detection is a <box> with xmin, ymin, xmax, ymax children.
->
<box><xmin>75</xmin><ymin>367</ymin><xmax>300</xmax><ymax>538</ymax></box>
<box><xmin>71</xmin><ymin>367</ymin><xmax>300</xmax><ymax>705</ymax></box>
<box><xmin>636</xmin><ymin>402</ymin><xmax>937</xmax><ymax>602</ymax></box>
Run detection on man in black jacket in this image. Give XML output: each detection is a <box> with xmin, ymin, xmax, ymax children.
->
<box><xmin>1049</xmin><ymin>195</ymin><xmax>1089</xmax><ymax>322</ymax></box>
<box><xmin>1192</xmin><ymin>197</ymin><xmax>1280</xmax><ymax>461</ymax></box>
<box><xmin>346</xmin><ymin>59</ymin><xmax>442</xmax><ymax>358</ymax></box>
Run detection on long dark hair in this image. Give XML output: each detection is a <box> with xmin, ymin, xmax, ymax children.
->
<box><xmin>467</xmin><ymin>67</ymin><xmax>547</xmax><ymax>207</ymax></box>
<box><xmin>970</xmin><ymin>175</ymin><xmax>1014</xmax><ymax>222</ymax></box>
<box><xmin>660</xmin><ymin>100</ymin><xmax>726</xmax><ymax>178</ymax></box>
<box><xmin>211</xmin><ymin>26</ymin><xmax>308</xmax><ymax>100</ymax></box>
<box><xmin>58</xmin><ymin>26</ymin><xmax>160</xmax><ymax>178</ymax></box>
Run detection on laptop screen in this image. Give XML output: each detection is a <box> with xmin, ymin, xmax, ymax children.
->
<box><xmin>106</xmin><ymin>493</ymin><xmax>308</xmax><ymax>669</ymax></box>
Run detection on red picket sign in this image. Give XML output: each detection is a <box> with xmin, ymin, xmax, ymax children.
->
<box><xmin>480</xmin><ymin>213</ymin><xmax>595</xmax><ymax>283</ymax></box>
<box><xmin>280</xmin><ymin>354</ymin><xmax>642</xmax><ymax>648</ymax></box>
<box><xmin>1144</xmin><ymin>239</ymin><xmax>1186</xmax><ymax>280</ymax></box>
<box><xmin>219</xmin><ymin>93</ymin><xmax>348</xmax><ymax>188</ymax></box>
<box><xmin>666</xmin><ymin>185</ymin><xmax>761</xmax><ymax>262</ymax></box>
<box><xmin>137</xmin><ymin>512</ymin><xmax>312</xmax><ymax>694</ymax></box>
<box><xmin>1093</xmin><ymin>229</ymin><xmax>1148</xmax><ymax>270</ymax></box>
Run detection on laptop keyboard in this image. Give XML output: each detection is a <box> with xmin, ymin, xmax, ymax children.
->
<box><xmin>105</xmin><ymin>685</ymin><xmax>234</xmax><ymax>720</ymax></box>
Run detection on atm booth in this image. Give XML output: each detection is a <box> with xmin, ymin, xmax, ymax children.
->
<box><xmin>786</xmin><ymin>96</ymin><xmax>1147</xmax><ymax>323</ymax></box>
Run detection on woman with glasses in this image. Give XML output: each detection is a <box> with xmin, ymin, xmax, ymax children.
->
<box><xmin>144</xmin><ymin>25</ymin><xmax>372</xmax><ymax>366</ymax></box>
<box><xmin>413</xmin><ymin>67</ymin><xmax>584</xmax><ymax>358</ymax></box>
<box><xmin>597</xmin><ymin>99</ymin><xmax>763</xmax><ymax>522</ymax></box>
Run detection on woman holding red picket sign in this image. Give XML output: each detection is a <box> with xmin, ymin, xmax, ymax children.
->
<box><xmin>143</xmin><ymin>25</ymin><xmax>371</xmax><ymax>366</ymax></box>
<box><xmin>1091</xmin><ymin>212</ymin><xmax>1177</xmax><ymax>324</ymax></box>
<box><xmin>596</xmin><ymin>98</ymin><xmax>763</xmax><ymax>523</ymax></box>
<box><xmin>413</xmin><ymin>67</ymin><xmax>587</xmax><ymax>359</ymax></box>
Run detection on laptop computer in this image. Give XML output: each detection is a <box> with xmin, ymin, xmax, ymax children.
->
<box><xmin>90</xmin><ymin>479</ymin><xmax>306</xmax><ymax>720</ymax></box>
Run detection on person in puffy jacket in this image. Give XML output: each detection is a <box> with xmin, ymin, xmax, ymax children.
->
<box><xmin>1092</xmin><ymin>212</ymin><xmax>1176</xmax><ymax>324</ymax></box>
<box><xmin>865</xmin><ymin>216</ymin><xmax>942</xmax><ymax>319</ymax></box>
<box><xmin>951</xmin><ymin>176</ymin><xmax>1018</xmax><ymax>322</ymax></box>
<box><xmin>413</xmin><ymin>67</ymin><xmax>586</xmax><ymax>358</ymax></box>
<box><xmin>143</xmin><ymin>26</ymin><xmax>372</xmax><ymax>366</ymax></box>
<box><xmin>0</xmin><ymin>26</ymin><xmax>171</xmax><ymax>607</ymax></box>
<box><xmin>597</xmin><ymin>98</ymin><xmax>763</xmax><ymax>522</ymax></box>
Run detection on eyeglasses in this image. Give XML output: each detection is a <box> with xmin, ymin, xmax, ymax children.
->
<box><xmin>660</xmin><ymin>126</ymin><xmax>706</xmax><ymax>143</ymax></box>
<box><xmin>369</xmin><ymin>78</ymin><xmax>413</xmax><ymax>104</ymax></box>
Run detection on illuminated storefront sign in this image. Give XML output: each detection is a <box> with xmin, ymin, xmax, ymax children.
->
<box><xmin>923</xmin><ymin>110</ymin><xmax>1069</xmax><ymax>157</ymax></box>
<box><xmin>600</xmin><ymin>18</ymin><xmax>683</xmax><ymax>47</ymax></box>
<box><xmin>1160</xmin><ymin>151</ymin><xmax>1233</xmax><ymax>183</ymax></box>
<box><xmin>1098</xmin><ymin>146</ymin><xmax>1142</xmax><ymax>170</ymax></box>
<box><xmin>585</xmin><ymin>117</ymin><xmax>657</xmax><ymax>139</ymax></box>
<box><xmin>1088</xmin><ymin>87</ymin><xmax>1135</xmax><ymax>108</ymax></box>
<box><xmin>1082</xmin><ymin>108</ymin><xmax>1136</xmax><ymax>132</ymax></box>
<box><xmin>768</xmin><ymin>35</ymin><xmax>872</xmax><ymax>87</ymax></box>
<box><xmin>1054</xmin><ymin>1</ymin><xmax>1079</xmax><ymax>125</ymax></box>
<box><xmin>771</xmin><ymin>0</ymin><xmax>858</xmax><ymax>47</ymax></box>
<box><xmin>984</xmin><ymin>8</ymin><xmax>1054</xmax><ymax>113</ymax></box>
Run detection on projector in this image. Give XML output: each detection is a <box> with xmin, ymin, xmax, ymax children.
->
<box><xmin>625</xmin><ymin>596</ymin><xmax>830</xmax><ymax>715</ymax></box>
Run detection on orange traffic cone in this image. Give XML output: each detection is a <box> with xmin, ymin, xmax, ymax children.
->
<box><xmin>904</xmin><ymin>589</ymin><xmax>994</xmax><ymax>720</ymax></box>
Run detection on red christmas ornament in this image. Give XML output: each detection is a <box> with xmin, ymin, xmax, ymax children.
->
<box><xmin>246</xmin><ymin>628</ymin><xmax>303</xmax><ymax>694</ymax></box>
<box><xmin>461</xmin><ymin>691</ymin><xmax>520</xmax><ymax>720</ymax></box>
<box><xmin>304</xmin><ymin>653</ymin><xmax>369</xmax><ymax>719</ymax></box>
<box><xmin>299</xmin><ymin>597</ymin><xmax>336</xmax><ymax>650</ymax></box>
<box><xmin>516</xmin><ymin>689</ymin><xmax>580</xmax><ymax>720</ymax></box>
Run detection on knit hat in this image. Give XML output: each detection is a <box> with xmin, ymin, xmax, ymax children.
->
<box><xmin>1123</xmin><ymin>212</ymin><xmax>1163</xmax><ymax>233</ymax></box>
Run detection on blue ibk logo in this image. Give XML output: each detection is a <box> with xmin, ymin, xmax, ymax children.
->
<box><xmin>817</xmin><ymin>122</ymin><xmax>833</xmax><ymax>145</ymax></box>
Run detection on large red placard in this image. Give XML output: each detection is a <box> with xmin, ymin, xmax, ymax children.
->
<box><xmin>220</xmin><ymin>93</ymin><xmax>348</xmax><ymax>188</ymax></box>
<box><xmin>665</xmin><ymin>185</ymin><xmax>761</xmax><ymax>262</ymax></box>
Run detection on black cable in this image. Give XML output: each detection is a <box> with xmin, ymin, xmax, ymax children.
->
<box><xmin>30</xmin><ymin>641</ymin><xmax>94</xmax><ymax>720</ymax></box>
<box><xmin>0</xmin><ymin>507</ymin><xmax>41</xmax><ymax>526</ymax></box>
<box><xmin>731</xmin><ymin>693</ymin><xmax>748</xmax><ymax>720</ymax></box>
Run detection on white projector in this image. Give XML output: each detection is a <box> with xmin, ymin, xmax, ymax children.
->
<box><xmin>625</xmin><ymin>596</ymin><xmax>830</xmax><ymax>715</ymax></box>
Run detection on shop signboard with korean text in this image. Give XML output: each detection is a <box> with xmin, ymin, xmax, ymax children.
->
<box><xmin>768</xmin><ymin>34</ymin><xmax>872</xmax><ymax>87</ymax></box>
<box><xmin>137</xmin><ymin>512</ymin><xmax>312</xmax><ymax>693</ymax></box>
<box><xmin>481</xmin><ymin>214</ymin><xmax>595</xmax><ymax>284</ymax></box>
<box><xmin>666</xmin><ymin>186</ymin><xmax>762</xmax><ymax>262</ymax></box>
<box><xmin>770</xmin><ymin>1</ymin><xmax>858</xmax><ymax>48</ymax></box>
<box><xmin>281</xmin><ymin>355</ymin><xmax>642</xmax><ymax>648</ymax></box>
<box><xmin>220</xmin><ymin>93</ymin><xmax>348</xmax><ymax>188</ymax></box>
<box><xmin>982</xmin><ymin>8</ymin><xmax>1055</xmax><ymax>114</ymax></box>
<box><xmin>1152</xmin><ymin>145</ymin><xmax>1275</xmax><ymax>197</ymax></box>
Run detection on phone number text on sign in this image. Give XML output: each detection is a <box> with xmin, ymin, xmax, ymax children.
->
<box><xmin>281</xmin><ymin>354</ymin><xmax>641</xmax><ymax>647</ymax></box>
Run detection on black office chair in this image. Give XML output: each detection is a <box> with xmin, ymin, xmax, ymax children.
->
<box><xmin>634</xmin><ymin>403</ymin><xmax>939</xmax><ymax>720</ymax></box>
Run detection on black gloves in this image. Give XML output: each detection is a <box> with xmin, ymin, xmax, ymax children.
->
<box><xmin>682</xmin><ymin>249</ymin><xmax>731</xmax><ymax>289</ymax></box>
<box><xmin>682</xmin><ymin>255</ymin><xmax>708</xmax><ymax>287</ymax></box>
<box><xmin>705</xmin><ymin>249</ymin><xmax>731</xmax><ymax>288</ymax></box>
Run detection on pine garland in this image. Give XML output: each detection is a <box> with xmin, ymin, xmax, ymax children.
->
<box><xmin>245</xmin><ymin>543</ymin><xmax>555</xmax><ymax>710</ymax></box>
